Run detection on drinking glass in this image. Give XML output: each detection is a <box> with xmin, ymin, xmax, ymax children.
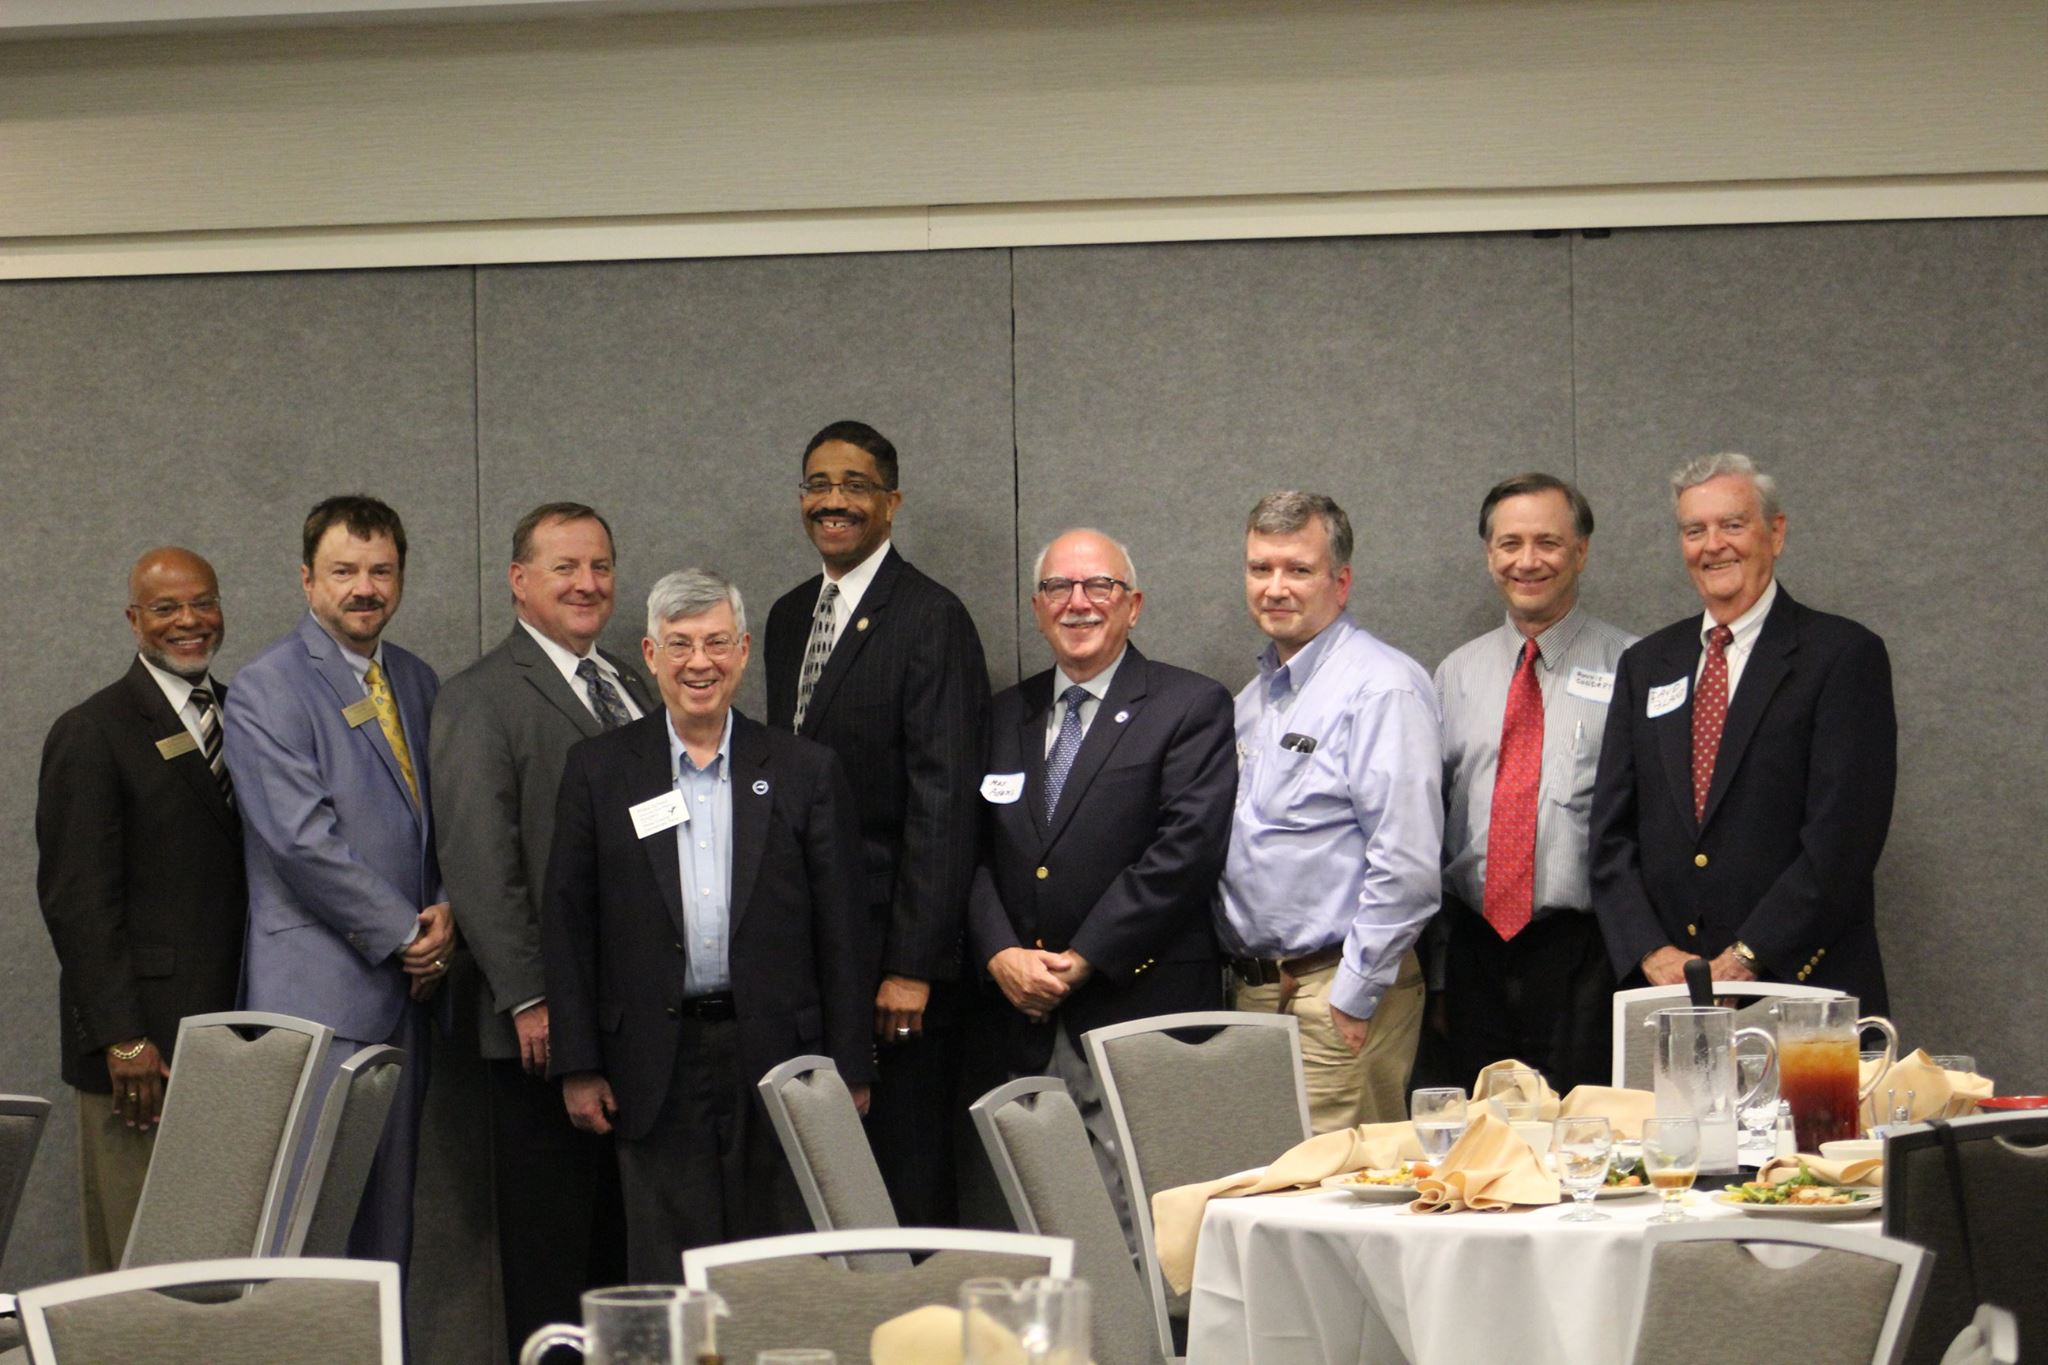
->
<box><xmin>1552</xmin><ymin>1116</ymin><xmax>1614</xmax><ymax>1223</ymax></box>
<box><xmin>960</xmin><ymin>1277</ymin><xmax>1090</xmax><ymax>1365</ymax></box>
<box><xmin>757</xmin><ymin>1353</ymin><xmax>837</xmax><ymax>1364</ymax></box>
<box><xmin>1640</xmin><ymin>1117</ymin><xmax>1701</xmax><ymax>1224</ymax></box>
<box><xmin>1481</xmin><ymin>1068</ymin><xmax>1543</xmax><ymax>1124</ymax></box>
<box><xmin>1410</xmin><ymin>1087</ymin><xmax>1468</xmax><ymax>1161</ymax></box>
<box><xmin>1735</xmin><ymin>1050</ymin><xmax>1779</xmax><ymax>1156</ymax></box>
<box><xmin>519</xmin><ymin>1286</ymin><xmax>729</xmax><ymax>1365</ymax></box>
<box><xmin>1931</xmin><ymin>1055</ymin><xmax>1979</xmax><ymax>1076</ymax></box>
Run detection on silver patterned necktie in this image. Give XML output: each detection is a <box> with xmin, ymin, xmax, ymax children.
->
<box><xmin>792</xmin><ymin>581</ymin><xmax>840</xmax><ymax>731</ymax></box>
<box><xmin>1042</xmin><ymin>684</ymin><xmax>1091</xmax><ymax>821</ymax></box>
<box><xmin>576</xmin><ymin>658</ymin><xmax>634</xmax><ymax>732</ymax></box>
<box><xmin>188</xmin><ymin>684</ymin><xmax>234</xmax><ymax>808</ymax></box>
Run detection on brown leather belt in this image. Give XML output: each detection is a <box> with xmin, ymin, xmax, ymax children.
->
<box><xmin>1228</xmin><ymin>945</ymin><xmax>1343</xmax><ymax>987</ymax></box>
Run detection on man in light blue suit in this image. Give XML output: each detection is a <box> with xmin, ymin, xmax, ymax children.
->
<box><xmin>223</xmin><ymin>494</ymin><xmax>454</xmax><ymax>1271</ymax></box>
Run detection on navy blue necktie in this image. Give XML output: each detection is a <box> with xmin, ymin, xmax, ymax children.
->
<box><xmin>1042</xmin><ymin>684</ymin><xmax>1091</xmax><ymax>821</ymax></box>
<box><xmin>576</xmin><ymin>658</ymin><xmax>634</xmax><ymax>732</ymax></box>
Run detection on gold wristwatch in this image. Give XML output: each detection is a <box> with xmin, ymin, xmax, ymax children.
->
<box><xmin>1730</xmin><ymin>941</ymin><xmax>1759</xmax><ymax>969</ymax></box>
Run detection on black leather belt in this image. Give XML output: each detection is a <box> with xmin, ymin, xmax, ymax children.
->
<box><xmin>1229</xmin><ymin>945</ymin><xmax>1343</xmax><ymax>986</ymax></box>
<box><xmin>674</xmin><ymin>993</ymin><xmax>735</xmax><ymax>1021</ymax></box>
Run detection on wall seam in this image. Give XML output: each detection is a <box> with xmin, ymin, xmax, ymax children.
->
<box><xmin>471</xmin><ymin>265</ymin><xmax>487</xmax><ymax>657</ymax></box>
<box><xmin>1008</xmin><ymin>247</ymin><xmax>1023</xmax><ymax>683</ymax></box>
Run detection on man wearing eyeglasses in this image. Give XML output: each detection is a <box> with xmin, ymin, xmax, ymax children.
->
<box><xmin>1219</xmin><ymin>491</ymin><xmax>1443</xmax><ymax>1132</ymax></box>
<box><xmin>763</xmin><ymin>420</ymin><xmax>989</xmax><ymax>1226</ymax></box>
<box><xmin>35</xmin><ymin>547</ymin><xmax>246</xmax><ymax>1271</ymax></box>
<box><xmin>966</xmin><ymin>528</ymin><xmax>1236</xmax><ymax>1214</ymax></box>
<box><xmin>542</xmin><ymin>569</ymin><xmax>871</xmax><ymax>1279</ymax></box>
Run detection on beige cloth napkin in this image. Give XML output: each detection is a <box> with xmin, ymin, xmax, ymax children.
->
<box><xmin>1473</xmin><ymin>1058</ymin><xmax>1561</xmax><ymax>1121</ymax></box>
<box><xmin>1150</xmin><ymin>1121</ymin><xmax>1423</xmax><ymax>1295</ymax></box>
<box><xmin>1755</xmin><ymin>1153</ymin><xmax>1884</xmax><ymax>1188</ymax></box>
<box><xmin>1557</xmin><ymin>1085</ymin><xmax>1658</xmax><ymax>1140</ymax></box>
<box><xmin>1409</xmin><ymin>1110</ymin><xmax>1561</xmax><ymax>1213</ymax></box>
<box><xmin>869</xmin><ymin>1305</ymin><xmax>1094</xmax><ymax>1365</ymax></box>
<box><xmin>1858</xmin><ymin>1048</ymin><xmax>1995</xmax><ymax>1128</ymax></box>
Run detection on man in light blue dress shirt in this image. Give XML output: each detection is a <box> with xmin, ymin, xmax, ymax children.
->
<box><xmin>1218</xmin><ymin>491</ymin><xmax>1443</xmax><ymax>1132</ymax></box>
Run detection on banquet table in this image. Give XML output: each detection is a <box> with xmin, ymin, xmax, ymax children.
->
<box><xmin>1184</xmin><ymin>1185</ymin><xmax>1882</xmax><ymax>1365</ymax></box>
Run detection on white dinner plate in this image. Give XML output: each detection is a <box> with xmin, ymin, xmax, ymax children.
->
<box><xmin>1319</xmin><ymin>1173</ymin><xmax>1419</xmax><ymax>1203</ymax></box>
<box><xmin>1714</xmin><ymin>1192</ymin><xmax>1882</xmax><ymax>1220</ymax></box>
<box><xmin>1590</xmin><ymin>1183</ymin><xmax>1657</xmax><ymax>1200</ymax></box>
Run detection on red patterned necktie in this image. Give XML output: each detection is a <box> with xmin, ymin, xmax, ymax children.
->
<box><xmin>1691</xmin><ymin>624</ymin><xmax>1734</xmax><ymax>821</ymax></box>
<box><xmin>1483</xmin><ymin>638</ymin><xmax>1543</xmax><ymax>940</ymax></box>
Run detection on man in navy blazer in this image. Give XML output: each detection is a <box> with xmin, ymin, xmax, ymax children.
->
<box><xmin>1592</xmin><ymin>453</ymin><xmax>1896</xmax><ymax>1010</ymax></box>
<box><xmin>224</xmin><ymin>495</ymin><xmax>454</xmax><ymax>1270</ymax></box>
<box><xmin>543</xmin><ymin>568</ymin><xmax>872</xmax><ymax>1281</ymax></box>
<box><xmin>967</xmin><ymin>529</ymin><xmax>1235</xmax><ymax>1202</ymax></box>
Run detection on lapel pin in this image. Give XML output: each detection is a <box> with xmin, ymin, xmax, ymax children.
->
<box><xmin>856</xmin><ymin>617</ymin><xmax>870</xmax><ymax>632</ymax></box>
<box><xmin>752</xmin><ymin>779</ymin><xmax>770</xmax><ymax>796</ymax></box>
<box><xmin>1114</xmin><ymin>710</ymin><xmax>1130</xmax><ymax>724</ymax></box>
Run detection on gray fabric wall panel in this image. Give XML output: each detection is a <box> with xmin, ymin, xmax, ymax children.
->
<box><xmin>472</xmin><ymin>251</ymin><xmax>1019</xmax><ymax>710</ymax></box>
<box><xmin>1571</xmin><ymin>219</ymin><xmax>2048</xmax><ymax>1090</ymax></box>
<box><xmin>1011</xmin><ymin>235</ymin><xmax>1575</xmax><ymax>690</ymax></box>
<box><xmin>0</xmin><ymin>268</ymin><xmax>479</xmax><ymax>1289</ymax></box>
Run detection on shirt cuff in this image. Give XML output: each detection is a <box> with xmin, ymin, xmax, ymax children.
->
<box><xmin>510</xmin><ymin>996</ymin><xmax>545</xmax><ymax>1016</ymax></box>
<box><xmin>1328</xmin><ymin>957</ymin><xmax>1385</xmax><ymax>1021</ymax></box>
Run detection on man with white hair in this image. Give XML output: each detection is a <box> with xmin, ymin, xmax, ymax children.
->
<box><xmin>1592</xmin><ymin>453</ymin><xmax>1896</xmax><ymax>1009</ymax></box>
<box><xmin>540</xmin><ymin>568</ymin><xmax>871</xmax><ymax>1279</ymax></box>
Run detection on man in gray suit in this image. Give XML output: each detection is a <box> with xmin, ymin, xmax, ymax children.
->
<box><xmin>430</xmin><ymin>503</ymin><xmax>647</xmax><ymax>1352</ymax></box>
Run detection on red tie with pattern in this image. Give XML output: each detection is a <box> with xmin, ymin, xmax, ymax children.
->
<box><xmin>1483</xmin><ymin>638</ymin><xmax>1543</xmax><ymax>940</ymax></box>
<box><xmin>1691</xmin><ymin>624</ymin><xmax>1735</xmax><ymax>821</ymax></box>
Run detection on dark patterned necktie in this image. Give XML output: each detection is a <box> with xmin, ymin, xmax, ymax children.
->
<box><xmin>793</xmin><ymin>581</ymin><xmax>839</xmax><ymax>731</ymax></box>
<box><xmin>1691</xmin><ymin>624</ymin><xmax>1735</xmax><ymax>821</ymax></box>
<box><xmin>576</xmin><ymin>658</ymin><xmax>634</xmax><ymax>732</ymax></box>
<box><xmin>1042</xmin><ymin>685</ymin><xmax>1091</xmax><ymax>822</ymax></box>
<box><xmin>1482</xmin><ymin>638</ymin><xmax>1542</xmax><ymax>940</ymax></box>
<box><xmin>188</xmin><ymin>684</ymin><xmax>234</xmax><ymax>808</ymax></box>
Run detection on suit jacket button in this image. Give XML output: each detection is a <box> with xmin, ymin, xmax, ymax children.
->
<box><xmin>1817</xmin><ymin>947</ymin><xmax>1826</xmax><ymax>957</ymax></box>
<box><xmin>666</xmin><ymin>1005</ymin><xmax>680</xmax><ymax>1019</ymax></box>
<box><xmin>1693</xmin><ymin>853</ymin><xmax>1709</xmax><ymax>868</ymax></box>
<box><xmin>1035</xmin><ymin>866</ymin><xmax>1049</xmax><ymax>880</ymax></box>
<box><xmin>1686</xmin><ymin>923</ymin><xmax>1697</xmax><ymax>937</ymax></box>
<box><xmin>674</xmin><ymin>942</ymin><xmax>685</xmax><ymax>953</ymax></box>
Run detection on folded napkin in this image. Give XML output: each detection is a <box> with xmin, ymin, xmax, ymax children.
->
<box><xmin>1473</xmin><ymin>1058</ymin><xmax>1561</xmax><ymax>1122</ymax></box>
<box><xmin>1755</xmin><ymin>1153</ymin><xmax>1883</xmax><ymax>1188</ymax></box>
<box><xmin>1858</xmin><ymin>1048</ymin><xmax>1995</xmax><ymax>1129</ymax></box>
<box><xmin>1557</xmin><ymin>1085</ymin><xmax>1658</xmax><ymax>1140</ymax></box>
<box><xmin>869</xmin><ymin>1305</ymin><xmax>1093</xmax><ymax>1365</ymax></box>
<box><xmin>1150</xmin><ymin>1120</ymin><xmax>1422</xmax><ymax>1294</ymax></box>
<box><xmin>1409</xmin><ymin>1110</ymin><xmax>1561</xmax><ymax>1213</ymax></box>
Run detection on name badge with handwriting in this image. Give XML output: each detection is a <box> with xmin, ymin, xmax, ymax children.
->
<box><xmin>342</xmin><ymin>696</ymin><xmax>380</xmax><ymax>728</ymax></box>
<box><xmin>628</xmin><ymin>790</ymin><xmax>690</xmax><ymax>840</ymax></box>
<box><xmin>1646</xmin><ymin>676</ymin><xmax>1689</xmax><ymax>719</ymax></box>
<box><xmin>981</xmin><ymin>772</ymin><xmax>1025</xmax><ymax>805</ymax></box>
<box><xmin>1566</xmin><ymin>667</ymin><xmax>1616</xmax><ymax>704</ymax></box>
<box><xmin>155</xmin><ymin>731</ymin><xmax>199</xmax><ymax>760</ymax></box>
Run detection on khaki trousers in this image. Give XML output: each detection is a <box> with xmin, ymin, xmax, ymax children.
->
<box><xmin>76</xmin><ymin>1088</ymin><xmax>156</xmax><ymax>1272</ymax></box>
<box><xmin>1233</xmin><ymin>949</ymin><xmax>1425</xmax><ymax>1133</ymax></box>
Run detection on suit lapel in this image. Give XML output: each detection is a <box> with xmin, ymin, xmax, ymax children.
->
<box><xmin>798</xmin><ymin>548</ymin><xmax>901</xmax><ymax>736</ymax></box>
<box><xmin>123</xmin><ymin>659</ymin><xmax>237</xmax><ymax>838</ymax></box>
<box><xmin>1042</xmin><ymin>649</ymin><xmax>1150</xmax><ymax>848</ymax></box>
<box><xmin>507</xmin><ymin>626</ymin><xmax>604</xmax><ymax>739</ymax></box>
<box><xmin>1017</xmin><ymin>672</ymin><xmax>1056</xmax><ymax>844</ymax></box>
<box><xmin>1651</xmin><ymin>630</ymin><xmax>1705</xmax><ymax>837</ymax></box>
<box><xmin>1699</xmin><ymin>591</ymin><xmax>1797</xmax><ymax>832</ymax></box>
<box><xmin>727</xmin><ymin>714</ymin><xmax>770</xmax><ymax>939</ymax></box>
<box><xmin>628</xmin><ymin>715</ymin><xmax>687</xmax><ymax>935</ymax></box>
<box><xmin>297</xmin><ymin>616</ymin><xmax>420</xmax><ymax>826</ymax></box>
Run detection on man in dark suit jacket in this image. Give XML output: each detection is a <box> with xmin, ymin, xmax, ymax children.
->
<box><xmin>763</xmin><ymin>420</ymin><xmax>988</xmax><ymax>1225</ymax></box>
<box><xmin>543</xmin><ymin>568</ymin><xmax>872</xmax><ymax>1281</ymax></box>
<box><xmin>35</xmin><ymin>547</ymin><xmax>246</xmax><ymax>1272</ymax></box>
<box><xmin>429</xmin><ymin>503</ymin><xmax>646</xmax><ymax>1349</ymax></box>
<box><xmin>1592</xmin><ymin>453</ymin><xmax>1896</xmax><ymax>1010</ymax></box>
<box><xmin>967</xmin><ymin>529</ymin><xmax>1234</xmax><ymax>1212</ymax></box>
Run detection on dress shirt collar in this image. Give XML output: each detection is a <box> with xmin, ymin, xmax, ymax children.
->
<box><xmin>1501</xmin><ymin>603</ymin><xmax>1590</xmax><ymax>672</ymax></box>
<box><xmin>309</xmin><ymin>612</ymin><xmax>385</xmax><ymax>684</ymax></box>
<box><xmin>518</xmin><ymin>617</ymin><xmax>623</xmax><ymax>689</ymax></box>
<box><xmin>819</xmin><ymin>538</ymin><xmax>891</xmax><ymax>615</ymax></box>
<box><xmin>668</xmin><ymin>708</ymin><xmax>735</xmax><ymax>778</ymax></box>
<box><xmin>137</xmin><ymin>654</ymin><xmax>216</xmax><ymax>712</ymax></box>
<box><xmin>1053</xmin><ymin>644</ymin><xmax>1126</xmax><ymax>707</ymax></box>
<box><xmin>1257</xmin><ymin>613</ymin><xmax>1353</xmax><ymax>701</ymax></box>
<box><xmin>1699</xmin><ymin>577</ymin><xmax>1777</xmax><ymax>652</ymax></box>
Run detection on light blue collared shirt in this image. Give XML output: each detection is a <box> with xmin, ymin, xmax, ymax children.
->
<box><xmin>668</xmin><ymin>711</ymin><xmax>735</xmax><ymax>996</ymax></box>
<box><xmin>1217</xmin><ymin>614</ymin><xmax>1444</xmax><ymax>1020</ymax></box>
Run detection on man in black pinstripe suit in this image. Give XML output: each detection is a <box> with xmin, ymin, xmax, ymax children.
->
<box><xmin>764</xmin><ymin>420</ymin><xmax>990</xmax><ymax>1225</ymax></box>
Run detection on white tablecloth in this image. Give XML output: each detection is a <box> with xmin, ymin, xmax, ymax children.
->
<box><xmin>1185</xmin><ymin>1187</ymin><xmax>1880</xmax><ymax>1365</ymax></box>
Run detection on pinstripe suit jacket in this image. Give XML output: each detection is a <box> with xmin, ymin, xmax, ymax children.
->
<box><xmin>764</xmin><ymin>547</ymin><xmax>989</xmax><ymax>982</ymax></box>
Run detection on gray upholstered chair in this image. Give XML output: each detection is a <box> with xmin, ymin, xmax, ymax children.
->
<box><xmin>1611</xmin><ymin>981</ymin><xmax>1844</xmax><ymax>1090</ymax></box>
<box><xmin>1938</xmin><ymin>1304</ymin><xmax>2019</xmax><ymax>1365</ymax></box>
<box><xmin>1082</xmin><ymin>1011</ymin><xmax>1309</xmax><ymax>1363</ymax></box>
<box><xmin>14</xmin><ymin>1256</ymin><xmax>400</xmax><ymax>1363</ymax></box>
<box><xmin>1885</xmin><ymin>1111</ymin><xmax>2048</xmax><ymax>1365</ymax></box>
<box><xmin>1628</xmin><ymin>1222</ymin><xmax>1931</xmax><ymax>1365</ymax></box>
<box><xmin>122</xmin><ymin>1011</ymin><xmax>332</xmax><ymax>1270</ymax></box>
<box><xmin>279</xmin><ymin>1045</ymin><xmax>405</xmax><ymax>1257</ymax></box>
<box><xmin>757</xmin><ymin>1055</ymin><xmax>908</xmax><ymax>1270</ymax></box>
<box><xmin>969</xmin><ymin>1076</ymin><xmax>1164</xmax><ymax>1365</ymax></box>
<box><xmin>683</xmin><ymin>1228</ymin><xmax>1073</xmax><ymax>1365</ymax></box>
<box><xmin>0</xmin><ymin>1095</ymin><xmax>53</xmax><ymax>1354</ymax></box>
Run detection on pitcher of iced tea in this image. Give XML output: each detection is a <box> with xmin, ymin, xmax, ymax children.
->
<box><xmin>1771</xmin><ymin>997</ymin><xmax>1898</xmax><ymax>1152</ymax></box>
<box><xmin>1645</xmin><ymin>1007</ymin><xmax>1777</xmax><ymax>1173</ymax></box>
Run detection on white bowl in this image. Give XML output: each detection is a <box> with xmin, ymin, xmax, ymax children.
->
<box><xmin>1819</xmin><ymin>1139</ymin><xmax>1883</xmax><ymax>1161</ymax></box>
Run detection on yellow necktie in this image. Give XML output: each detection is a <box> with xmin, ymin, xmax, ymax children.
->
<box><xmin>364</xmin><ymin>660</ymin><xmax>420</xmax><ymax>807</ymax></box>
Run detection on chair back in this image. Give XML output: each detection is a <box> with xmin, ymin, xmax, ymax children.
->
<box><xmin>1629</xmin><ymin>1223</ymin><xmax>1930</xmax><ymax>1365</ymax></box>
<box><xmin>16</xmin><ymin>1256</ymin><xmax>400</xmax><ymax>1363</ymax></box>
<box><xmin>122</xmin><ymin>1011</ymin><xmax>332</xmax><ymax>1269</ymax></box>
<box><xmin>1937</xmin><ymin>1304</ymin><xmax>2019</xmax><ymax>1365</ymax></box>
<box><xmin>756</xmin><ymin>1055</ymin><xmax>908</xmax><ymax>1271</ymax></box>
<box><xmin>1083</xmin><ymin>1011</ymin><xmax>1309</xmax><ymax>1361</ymax></box>
<box><xmin>682</xmin><ymin>1228</ymin><xmax>1073</xmax><ymax>1364</ymax></box>
<box><xmin>1611</xmin><ymin>981</ymin><xmax>1843</xmax><ymax>1089</ymax></box>
<box><xmin>1884</xmin><ymin>1112</ymin><xmax>2048</xmax><ymax>1365</ymax></box>
<box><xmin>0</xmin><ymin>1095</ymin><xmax>53</xmax><ymax>1264</ymax></box>
<box><xmin>970</xmin><ymin>1077</ymin><xmax>1164</xmax><ymax>1365</ymax></box>
<box><xmin>280</xmin><ymin>1046</ymin><xmax>406</xmax><ymax>1257</ymax></box>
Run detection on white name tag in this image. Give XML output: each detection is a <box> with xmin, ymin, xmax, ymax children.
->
<box><xmin>628</xmin><ymin>790</ymin><xmax>690</xmax><ymax>839</ymax></box>
<box><xmin>980</xmin><ymin>772</ymin><xmax>1025</xmax><ymax>804</ymax></box>
<box><xmin>1646</xmin><ymin>676</ymin><xmax>1689</xmax><ymax>719</ymax></box>
<box><xmin>1566</xmin><ymin>667</ymin><xmax>1616</xmax><ymax>704</ymax></box>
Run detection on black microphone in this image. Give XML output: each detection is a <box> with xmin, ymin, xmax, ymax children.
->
<box><xmin>1684</xmin><ymin>957</ymin><xmax>1715</xmax><ymax>1009</ymax></box>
